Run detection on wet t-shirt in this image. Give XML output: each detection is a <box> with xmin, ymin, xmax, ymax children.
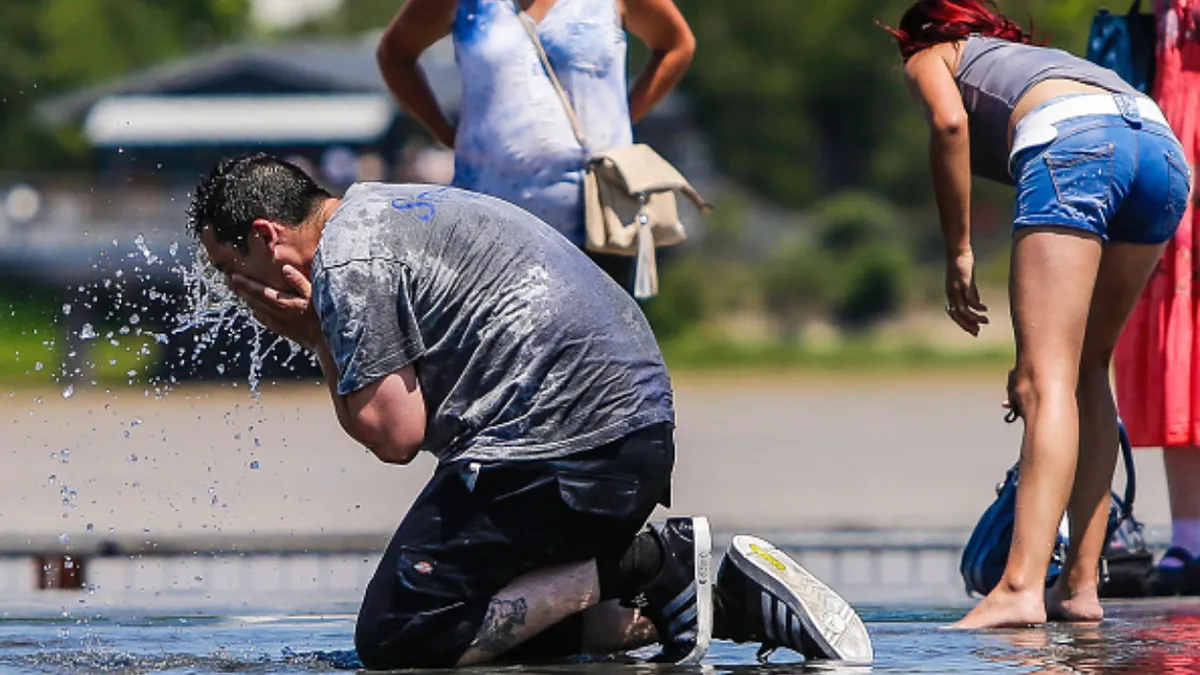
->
<box><xmin>311</xmin><ymin>182</ymin><xmax>674</xmax><ymax>463</ymax></box>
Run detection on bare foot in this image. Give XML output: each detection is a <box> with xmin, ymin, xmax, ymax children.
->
<box><xmin>947</xmin><ymin>585</ymin><xmax>1046</xmax><ymax>630</ymax></box>
<box><xmin>1046</xmin><ymin>584</ymin><xmax>1103</xmax><ymax>623</ymax></box>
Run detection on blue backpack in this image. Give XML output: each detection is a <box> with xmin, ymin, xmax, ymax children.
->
<box><xmin>960</xmin><ymin>419</ymin><xmax>1147</xmax><ymax>598</ymax></box>
<box><xmin>1086</xmin><ymin>0</ymin><xmax>1158</xmax><ymax>94</ymax></box>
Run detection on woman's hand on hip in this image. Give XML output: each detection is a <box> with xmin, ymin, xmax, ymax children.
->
<box><xmin>944</xmin><ymin>249</ymin><xmax>988</xmax><ymax>336</ymax></box>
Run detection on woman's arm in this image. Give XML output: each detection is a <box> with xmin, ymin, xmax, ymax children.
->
<box><xmin>905</xmin><ymin>48</ymin><xmax>972</xmax><ymax>258</ymax></box>
<box><xmin>623</xmin><ymin>0</ymin><xmax>695</xmax><ymax>123</ymax></box>
<box><xmin>905</xmin><ymin>47</ymin><xmax>987</xmax><ymax>335</ymax></box>
<box><xmin>377</xmin><ymin>0</ymin><xmax>458</xmax><ymax>148</ymax></box>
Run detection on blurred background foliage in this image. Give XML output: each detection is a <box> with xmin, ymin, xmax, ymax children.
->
<box><xmin>0</xmin><ymin>0</ymin><xmax>1131</xmax><ymax>370</ymax></box>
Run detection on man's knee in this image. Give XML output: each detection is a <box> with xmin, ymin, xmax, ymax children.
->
<box><xmin>355</xmin><ymin>597</ymin><xmax>486</xmax><ymax>669</ymax></box>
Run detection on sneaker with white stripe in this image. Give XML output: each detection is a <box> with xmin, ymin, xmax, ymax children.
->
<box><xmin>624</xmin><ymin>516</ymin><xmax>713</xmax><ymax>665</ymax></box>
<box><xmin>714</xmin><ymin>534</ymin><xmax>873</xmax><ymax>664</ymax></box>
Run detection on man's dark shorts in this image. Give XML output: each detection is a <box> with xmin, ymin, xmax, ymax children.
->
<box><xmin>354</xmin><ymin>423</ymin><xmax>675</xmax><ymax>670</ymax></box>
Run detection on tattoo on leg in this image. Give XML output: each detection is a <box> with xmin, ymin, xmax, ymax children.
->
<box><xmin>470</xmin><ymin>596</ymin><xmax>529</xmax><ymax>656</ymax></box>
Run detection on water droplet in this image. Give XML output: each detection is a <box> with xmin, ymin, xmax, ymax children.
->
<box><xmin>61</xmin><ymin>385</ymin><xmax>75</xmax><ymax>399</ymax></box>
<box><xmin>58</xmin><ymin>449</ymin><xmax>70</xmax><ymax>464</ymax></box>
<box><xmin>85</xmin><ymin>523</ymin><xmax>94</xmax><ymax>532</ymax></box>
<box><xmin>128</xmin><ymin>453</ymin><xmax>138</xmax><ymax>463</ymax></box>
<box><xmin>48</xmin><ymin>474</ymin><xmax>57</xmax><ymax>484</ymax></box>
<box><xmin>78</xmin><ymin>324</ymin><xmax>97</xmax><ymax>341</ymax></box>
<box><xmin>131</xmin><ymin>418</ymin><xmax>142</xmax><ymax>427</ymax></box>
<box><xmin>129</xmin><ymin>314</ymin><xmax>140</xmax><ymax>325</ymax></box>
<box><xmin>254</xmin><ymin>438</ymin><xmax>261</xmax><ymax>448</ymax></box>
<box><xmin>34</xmin><ymin>362</ymin><xmax>43</xmax><ymax>371</ymax></box>
<box><xmin>57</xmin><ymin>533</ymin><xmax>69</xmax><ymax>545</ymax></box>
<box><xmin>249</xmin><ymin>461</ymin><xmax>259</xmax><ymax>470</ymax></box>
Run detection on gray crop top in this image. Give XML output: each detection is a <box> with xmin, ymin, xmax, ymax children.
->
<box><xmin>955</xmin><ymin>35</ymin><xmax>1140</xmax><ymax>185</ymax></box>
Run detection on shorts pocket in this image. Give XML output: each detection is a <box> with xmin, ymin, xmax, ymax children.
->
<box><xmin>1044</xmin><ymin>142</ymin><xmax>1116</xmax><ymax>216</ymax></box>
<box><xmin>555</xmin><ymin>471</ymin><xmax>639</xmax><ymax>519</ymax></box>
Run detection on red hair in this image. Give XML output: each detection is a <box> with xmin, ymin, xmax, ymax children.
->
<box><xmin>882</xmin><ymin>0</ymin><xmax>1035</xmax><ymax>61</ymax></box>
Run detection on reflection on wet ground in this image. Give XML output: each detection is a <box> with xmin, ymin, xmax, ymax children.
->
<box><xmin>5</xmin><ymin>600</ymin><xmax>1200</xmax><ymax>674</ymax></box>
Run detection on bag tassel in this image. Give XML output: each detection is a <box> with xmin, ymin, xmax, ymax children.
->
<box><xmin>633</xmin><ymin>205</ymin><xmax>658</xmax><ymax>300</ymax></box>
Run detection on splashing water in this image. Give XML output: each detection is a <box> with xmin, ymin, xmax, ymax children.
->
<box><xmin>172</xmin><ymin>246</ymin><xmax>311</xmax><ymax>397</ymax></box>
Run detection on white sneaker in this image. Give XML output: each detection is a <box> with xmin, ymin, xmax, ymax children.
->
<box><xmin>715</xmin><ymin>534</ymin><xmax>873</xmax><ymax>664</ymax></box>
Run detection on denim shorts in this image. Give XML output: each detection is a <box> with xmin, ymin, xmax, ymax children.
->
<box><xmin>1010</xmin><ymin>99</ymin><xmax>1191</xmax><ymax>244</ymax></box>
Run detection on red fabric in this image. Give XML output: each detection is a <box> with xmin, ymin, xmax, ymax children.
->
<box><xmin>1114</xmin><ymin>2</ymin><xmax>1200</xmax><ymax>448</ymax></box>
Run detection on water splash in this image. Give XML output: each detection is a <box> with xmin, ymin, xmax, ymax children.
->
<box><xmin>172</xmin><ymin>246</ymin><xmax>311</xmax><ymax>396</ymax></box>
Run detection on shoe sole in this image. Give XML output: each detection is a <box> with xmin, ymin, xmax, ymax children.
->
<box><xmin>727</xmin><ymin>534</ymin><xmax>873</xmax><ymax>664</ymax></box>
<box><xmin>673</xmin><ymin>515</ymin><xmax>713</xmax><ymax>665</ymax></box>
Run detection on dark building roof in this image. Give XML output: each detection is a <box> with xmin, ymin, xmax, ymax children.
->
<box><xmin>36</xmin><ymin>34</ymin><xmax>462</xmax><ymax>130</ymax></box>
<box><xmin>36</xmin><ymin>32</ymin><xmax>686</xmax><ymax>135</ymax></box>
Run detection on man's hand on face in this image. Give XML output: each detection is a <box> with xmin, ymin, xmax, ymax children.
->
<box><xmin>229</xmin><ymin>265</ymin><xmax>322</xmax><ymax>350</ymax></box>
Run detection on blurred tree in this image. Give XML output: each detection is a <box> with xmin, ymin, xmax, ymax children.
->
<box><xmin>0</xmin><ymin>0</ymin><xmax>250</xmax><ymax>170</ymax></box>
<box><xmin>284</xmin><ymin>0</ymin><xmax>398</xmax><ymax>36</ymax></box>
<box><xmin>759</xmin><ymin>191</ymin><xmax>916</xmax><ymax>335</ymax></box>
<box><xmin>674</xmin><ymin>0</ymin><xmax>1122</xmax><ymax>209</ymax></box>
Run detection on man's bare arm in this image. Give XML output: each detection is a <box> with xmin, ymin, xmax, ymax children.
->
<box><xmin>313</xmin><ymin>342</ymin><xmax>427</xmax><ymax>465</ymax></box>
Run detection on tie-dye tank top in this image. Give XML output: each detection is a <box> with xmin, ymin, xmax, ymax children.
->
<box><xmin>451</xmin><ymin>0</ymin><xmax>633</xmax><ymax>245</ymax></box>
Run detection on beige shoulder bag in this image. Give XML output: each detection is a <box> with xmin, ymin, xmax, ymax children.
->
<box><xmin>511</xmin><ymin>2</ymin><xmax>710</xmax><ymax>299</ymax></box>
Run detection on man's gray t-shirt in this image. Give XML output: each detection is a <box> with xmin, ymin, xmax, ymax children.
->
<box><xmin>311</xmin><ymin>182</ymin><xmax>674</xmax><ymax>464</ymax></box>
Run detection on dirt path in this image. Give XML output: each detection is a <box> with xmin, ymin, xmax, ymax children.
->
<box><xmin>0</xmin><ymin>372</ymin><xmax>1172</xmax><ymax>541</ymax></box>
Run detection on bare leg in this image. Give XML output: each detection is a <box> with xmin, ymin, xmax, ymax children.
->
<box><xmin>1049</xmin><ymin>241</ymin><xmax>1166</xmax><ymax>621</ymax></box>
<box><xmin>953</xmin><ymin>228</ymin><xmax>1102</xmax><ymax>630</ymax></box>
<box><xmin>456</xmin><ymin>561</ymin><xmax>658</xmax><ymax>666</ymax></box>
<box><xmin>458</xmin><ymin>560</ymin><xmax>601</xmax><ymax>665</ymax></box>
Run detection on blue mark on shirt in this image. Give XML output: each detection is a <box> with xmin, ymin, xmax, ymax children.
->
<box><xmin>391</xmin><ymin>188</ymin><xmax>455</xmax><ymax>222</ymax></box>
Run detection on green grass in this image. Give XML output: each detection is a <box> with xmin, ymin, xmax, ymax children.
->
<box><xmin>0</xmin><ymin>292</ymin><xmax>165</xmax><ymax>387</ymax></box>
<box><xmin>2</xmin><ymin>290</ymin><xmax>1014</xmax><ymax>387</ymax></box>
<box><xmin>660</xmin><ymin>332</ymin><xmax>1015</xmax><ymax>373</ymax></box>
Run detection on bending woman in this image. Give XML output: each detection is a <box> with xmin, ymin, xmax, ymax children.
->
<box><xmin>886</xmin><ymin>0</ymin><xmax>1189</xmax><ymax>628</ymax></box>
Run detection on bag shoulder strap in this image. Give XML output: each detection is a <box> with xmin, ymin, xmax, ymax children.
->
<box><xmin>1117</xmin><ymin>419</ymin><xmax>1136</xmax><ymax>518</ymax></box>
<box><xmin>510</xmin><ymin>1</ymin><xmax>589</xmax><ymax>149</ymax></box>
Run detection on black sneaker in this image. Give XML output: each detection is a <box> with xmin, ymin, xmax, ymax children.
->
<box><xmin>625</xmin><ymin>516</ymin><xmax>713</xmax><ymax>665</ymax></box>
<box><xmin>1147</xmin><ymin>547</ymin><xmax>1200</xmax><ymax>597</ymax></box>
<box><xmin>714</xmin><ymin>535</ymin><xmax>872</xmax><ymax>664</ymax></box>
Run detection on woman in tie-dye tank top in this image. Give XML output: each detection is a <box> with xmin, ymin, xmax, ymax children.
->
<box><xmin>377</xmin><ymin>0</ymin><xmax>695</xmax><ymax>291</ymax></box>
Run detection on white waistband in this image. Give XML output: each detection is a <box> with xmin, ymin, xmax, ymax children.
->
<box><xmin>1010</xmin><ymin>94</ymin><xmax>1169</xmax><ymax>163</ymax></box>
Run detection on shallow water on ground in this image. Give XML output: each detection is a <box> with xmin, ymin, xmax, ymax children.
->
<box><xmin>5</xmin><ymin>601</ymin><xmax>1200</xmax><ymax>674</ymax></box>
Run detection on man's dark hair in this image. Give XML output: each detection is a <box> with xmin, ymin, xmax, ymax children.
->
<box><xmin>187</xmin><ymin>153</ymin><xmax>332</xmax><ymax>249</ymax></box>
